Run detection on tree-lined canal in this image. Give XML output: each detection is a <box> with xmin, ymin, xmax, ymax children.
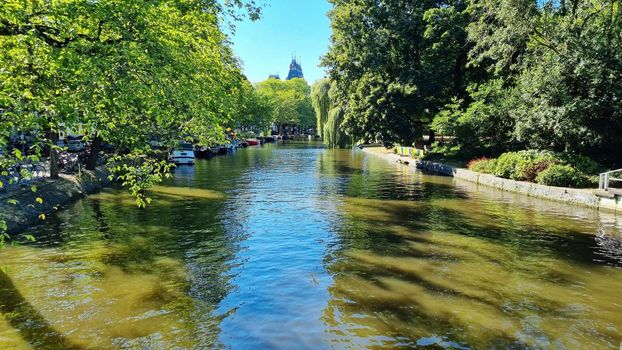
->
<box><xmin>1</xmin><ymin>143</ymin><xmax>621</xmax><ymax>349</ymax></box>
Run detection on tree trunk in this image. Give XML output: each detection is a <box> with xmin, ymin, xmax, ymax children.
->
<box><xmin>86</xmin><ymin>136</ymin><xmax>102</xmax><ymax>171</ymax></box>
<box><xmin>428</xmin><ymin>130</ymin><xmax>436</xmax><ymax>145</ymax></box>
<box><xmin>48</xmin><ymin>131</ymin><xmax>59</xmax><ymax>179</ymax></box>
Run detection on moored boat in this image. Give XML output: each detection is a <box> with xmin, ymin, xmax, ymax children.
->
<box><xmin>194</xmin><ymin>146</ymin><xmax>213</xmax><ymax>158</ymax></box>
<box><xmin>246</xmin><ymin>139</ymin><xmax>260</xmax><ymax>146</ymax></box>
<box><xmin>171</xmin><ymin>142</ymin><xmax>195</xmax><ymax>165</ymax></box>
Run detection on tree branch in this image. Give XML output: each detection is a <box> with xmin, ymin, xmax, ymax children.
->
<box><xmin>0</xmin><ymin>19</ymin><xmax>129</xmax><ymax>48</ymax></box>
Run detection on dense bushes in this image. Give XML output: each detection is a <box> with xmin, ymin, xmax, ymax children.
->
<box><xmin>535</xmin><ymin>165</ymin><xmax>590</xmax><ymax>188</ymax></box>
<box><xmin>467</xmin><ymin>151</ymin><xmax>599</xmax><ymax>188</ymax></box>
<box><xmin>466</xmin><ymin>158</ymin><xmax>496</xmax><ymax>174</ymax></box>
<box><xmin>493</xmin><ymin>151</ymin><xmax>557</xmax><ymax>182</ymax></box>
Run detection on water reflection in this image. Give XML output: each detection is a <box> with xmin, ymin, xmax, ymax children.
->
<box><xmin>324</xmin><ymin>155</ymin><xmax>622</xmax><ymax>349</ymax></box>
<box><xmin>0</xmin><ymin>144</ymin><xmax>620</xmax><ymax>349</ymax></box>
<box><xmin>0</xmin><ymin>182</ymin><xmax>235</xmax><ymax>348</ymax></box>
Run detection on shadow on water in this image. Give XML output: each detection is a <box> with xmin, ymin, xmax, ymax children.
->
<box><xmin>0</xmin><ymin>175</ymin><xmax>244</xmax><ymax>348</ymax></box>
<box><xmin>0</xmin><ymin>144</ymin><xmax>621</xmax><ymax>349</ymax></box>
<box><xmin>0</xmin><ymin>144</ymin><xmax>289</xmax><ymax>349</ymax></box>
<box><xmin>322</xmin><ymin>177</ymin><xmax>622</xmax><ymax>349</ymax></box>
<box><xmin>0</xmin><ymin>270</ymin><xmax>84</xmax><ymax>350</ymax></box>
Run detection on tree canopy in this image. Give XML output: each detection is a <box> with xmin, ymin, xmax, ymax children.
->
<box><xmin>323</xmin><ymin>0</ymin><xmax>472</xmax><ymax>146</ymax></box>
<box><xmin>0</xmin><ymin>0</ymin><xmax>262</xmax><ymax>205</ymax></box>
<box><xmin>323</xmin><ymin>0</ymin><xmax>622</xmax><ymax>166</ymax></box>
<box><xmin>311</xmin><ymin>78</ymin><xmax>347</xmax><ymax>147</ymax></box>
<box><xmin>254</xmin><ymin>78</ymin><xmax>315</xmax><ymax>132</ymax></box>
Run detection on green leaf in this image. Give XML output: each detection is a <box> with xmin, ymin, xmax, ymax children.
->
<box><xmin>36</xmin><ymin>197</ymin><xmax>43</xmax><ymax>204</ymax></box>
<box><xmin>28</xmin><ymin>155</ymin><xmax>40</xmax><ymax>162</ymax></box>
<box><xmin>12</xmin><ymin>149</ymin><xmax>22</xmax><ymax>160</ymax></box>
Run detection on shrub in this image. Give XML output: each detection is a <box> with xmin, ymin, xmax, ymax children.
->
<box><xmin>492</xmin><ymin>150</ymin><xmax>560</xmax><ymax>181</ymax></box>
<box><xmin>515</xmin><ymin>151</ymin><xmax>558</xmax><ymax>182</ymax></box>
<box><xmin>494</xmin><ymin>151</ymin><xmax>541</xmax><ymax>180</ymax></box>
<box><xmin>468</xmin><ymin>157</ymin><xmax>497</xmax><ymax>174</ymax></box>
<box><xmin>493</xmin><ymin>152</ymin><xmax>522</xmax><ymax>179</ymax></box>
<box><xmin>518</xmin><ymin>159</ymin><xmax>554</xmax><ymax>182</ymax></box>
<box><xmin>424</xmin><ymin>142</ymin><xmax>464</xmax><ymax>161</ymax></box>
<box><xmin>556</xmin><ymin>153</ymin><xmax>603</xmax><ymax>175</ymax></box>
<box><xmin>535</xmin><ymin>164</ymin><xmax>591</xmax><ymax>188</ymax></box>
<box><xmin>467</xmin><ymin>150</ymin><xmax>599</xmax><ymax>187</ymax></box>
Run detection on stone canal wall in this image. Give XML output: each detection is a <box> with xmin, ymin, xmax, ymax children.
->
<box><xmin>0</xmin><ymin>168</ymin><xmax>111</xmax><ymax>234</ymax></box>
<box><xmin>361</xmin><ymin>147</ymin><xmax>621</xmax><ymax>214</ymax></box>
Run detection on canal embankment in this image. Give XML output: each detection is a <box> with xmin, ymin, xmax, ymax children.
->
<box><xmin>0</xmin><ymin>168</ymin><xmax>111</xmax><ymax>234</ymax></box>
<box><xmin>361</xmin><ymin>146</ymin><xmax>622</xmax><ymax>214</ymax></box>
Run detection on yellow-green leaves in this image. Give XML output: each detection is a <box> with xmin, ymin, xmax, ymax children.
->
<box><xmin>1</xmin><ymin>0</ymin><xmax>264</xmax><ymax>208</ymax></box>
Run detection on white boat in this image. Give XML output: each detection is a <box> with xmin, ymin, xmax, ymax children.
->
<box><xmin>171</xmin><ymin>142</ymin><xmax>195</xmax><ymax>165</ymax></box>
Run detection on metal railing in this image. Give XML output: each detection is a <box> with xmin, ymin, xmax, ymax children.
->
<box><xmin>599</xmin><ymin>169</ymin><xmax>622</xmax><ymax>190</ymax></box>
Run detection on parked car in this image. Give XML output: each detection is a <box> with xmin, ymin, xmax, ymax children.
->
<box><xmin>171</xmin><ymin>142</ymin><xmax>195</xmax><ymax>165</ymax></box>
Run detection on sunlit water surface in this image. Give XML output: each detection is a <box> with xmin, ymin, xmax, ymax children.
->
<box><xmin>1</xmin><ymin>142</ymin><xmax>622</xmax><ymax>349</ymax></box>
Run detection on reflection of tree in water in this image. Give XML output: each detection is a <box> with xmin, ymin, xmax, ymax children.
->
<box><xmin>86</xmin><ymin>193</ymin><xmax>243</xmax><ymax>348</ymax></box>
<box><xmin>322</xmin><ymin>174</ymin><xmax>622</xmax><ymax>349</ymax></box>
<box><xmin>315</xmin><ymin>149</ymin><xmax>466</xmax><ymax>204</ymax></box>
<box><xmin>90</xmin><ymin>199</ymin><xmax>112</xmax><ymax>239</ymax></box>
<box><xmin>1</xmin><ymin>170</ymin><xmax>248</xmax><ymax>348</ymax></box>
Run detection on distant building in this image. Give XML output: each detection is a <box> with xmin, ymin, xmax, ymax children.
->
<box><xmin>286</xmin><ymin>58</ymin><xmax>304</xmax><ymax>80</ymax></box>
<box><xmin>266</xmin><ymin>57</ymin><xmax>304</xmax><ymax>81</ymax></box>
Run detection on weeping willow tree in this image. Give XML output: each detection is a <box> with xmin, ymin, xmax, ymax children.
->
<box><xmin>311</xmin><ymin>79</ymin><xmax>331</xmax><ymax>137</ymax></box>
<box><xmin>311</xmin><ymin>79</ymin><xmax>347</xmax><ymax>147</ymax></box>
<box><xmin>324</xmin><ymin>106</ymin><xmax>347</xmax><ymax>148</ymax></box>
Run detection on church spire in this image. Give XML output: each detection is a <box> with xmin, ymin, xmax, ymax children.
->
<box><xmin>286</xmin><ymin>54</ymin><xmax>304</xmax><ymax>80</ymax></box>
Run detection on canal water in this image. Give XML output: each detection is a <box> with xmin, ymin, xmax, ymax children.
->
<box><xmin>1</xmin><ymin>142</ymin><xmax>621</xmax><ymax>349</ymax></box>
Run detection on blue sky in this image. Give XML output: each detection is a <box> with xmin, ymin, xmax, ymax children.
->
<box><xmin>229</xmin><ymin>0</ymin><xmax>332</xmax><ymax>84</ymax></box>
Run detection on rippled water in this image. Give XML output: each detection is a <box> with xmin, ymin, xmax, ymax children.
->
<box><xmin>1</xmin><ymin>142</ymin><xmax>622</xmax><ymax>349</ymax></box>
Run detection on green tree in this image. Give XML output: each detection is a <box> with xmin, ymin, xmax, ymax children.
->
<box><xmin>234</xmin><ymin>80</ymin><xmax>275</xmax><ymax>134</ymax></box>
<box><xmin>311</xmin><ymin>79</ymin><xmax>331</xmax><ymax>137</ymax></box>
<box><xmin>311</xmin><ymin>78</ymin><xmax>348</xmax><ymax>147</ymax></box>
<box><xmin>255</xmin><ymin>78</ymin><xmax>314</xmax><ymax>134</ymax></box>
<box><xmin>323</xmin><ymin>0</ymin><xmax>472</xmax><ymax>146</ymax></box>
<box><xmin>443</xmin><ymin>0</ymin><xmax>622</xmax><ymax>165</ymax></box>
<box><xmin>0</xmin><ymin>0</ymin><xmax>262</xmax><ymax>204</ymax></box>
